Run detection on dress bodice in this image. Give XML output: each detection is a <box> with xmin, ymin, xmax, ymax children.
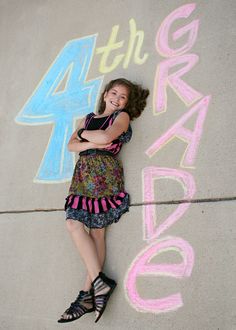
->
<box><xmin>84</xmin><ymin>109</ymin><xmax>132</xmax><ymax>155</ymax></box>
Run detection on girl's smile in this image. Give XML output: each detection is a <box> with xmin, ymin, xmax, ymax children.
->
<box><xmin>104</xmin><ymin>85</ymin><xmax>129</xmax><ymax>113</ymax></box>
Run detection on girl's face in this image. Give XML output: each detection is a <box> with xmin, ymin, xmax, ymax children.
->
<box><xmin>104</xmin><ymin>84</ymin><xmax>129</xmax><ymax>112</ymax></box>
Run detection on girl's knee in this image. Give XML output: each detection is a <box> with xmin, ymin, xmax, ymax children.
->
<box><xmin>90</xmin><ymin>228</ymin><xmax>106</xmax><ymax>241</ymax></box>
<box><xmin>66</xmin><ymin>219</ymin><xmax>82</xmax><ymax>233</ymax></box>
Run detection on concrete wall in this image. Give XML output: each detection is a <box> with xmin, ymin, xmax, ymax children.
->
<box><xmin>0</xmin><ymin>0</ymin><xmax>235</xmax><ymax>329</ymax></box>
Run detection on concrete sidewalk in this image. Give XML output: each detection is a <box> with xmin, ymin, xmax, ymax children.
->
<box><xmin>0</xmin><ymin>0</ymin><xmax>235</xmax><ymax>329</ymax></box>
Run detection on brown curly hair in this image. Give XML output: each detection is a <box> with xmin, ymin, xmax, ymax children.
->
<box><xmin>97</xmin><ymin>78</ymin><xmax>149</xmax><ymax>120</ymax></box>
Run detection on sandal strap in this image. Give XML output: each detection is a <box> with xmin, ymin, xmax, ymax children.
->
<box><xmin>92</xmin><ymin>272</ymin><xmax>117</xmax><ymax>323</ymax></box>
<box><xmin>94</xmin><ymin>294</ymin><xmax>109</xmax><ymax>312</ymax></box>
<box><xmin>58</xmin><ymin>289</ymin><xmax>94</xmax><ymax>323</ymax></box>
<box><xmin>67</xmin><ymin>302</ymin><xmax>88</xmax><ymax>314</ymax></box>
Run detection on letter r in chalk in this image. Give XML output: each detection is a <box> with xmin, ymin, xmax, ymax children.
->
<box><xmin>154</xmin><ymin>54</ymin><xmax>203</xmax><ymax>114</ymax></box>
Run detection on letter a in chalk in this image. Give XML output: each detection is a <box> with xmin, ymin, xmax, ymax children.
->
<box><xmin>146</xmin><ymin>95</ymin><xmax>211</xmax><ymax>168</ymax></box>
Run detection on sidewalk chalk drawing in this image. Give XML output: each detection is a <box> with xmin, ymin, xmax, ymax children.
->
<box><xmin>14</xmin><ymin>19</ymin><xmax>148</xmax><ymax>183</ymax></box>
<box><xmin>15</xmin><ymin>35</ymin><xmax>102</xmax><ymax>183</ymax></box>
<box><xmin>14</xmin><ymin>2</ymin><xmax>211</xmax><ymax>315</ymax></box>
<box><xmin>125</xmin><ymin>3</ymin><xmax>211</xmax><ymax>313</ymax></box>
<box><xmin>96</xmin><ymin>18</ymin><xmax>148</xmax><ymax>73</ymax></box>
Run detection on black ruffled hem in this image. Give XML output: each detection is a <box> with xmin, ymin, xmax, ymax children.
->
<box><xmin>65</xmin><ymin>192</ymin><xmax>128</xmax><ymax>213</ymax></box>
<box><xmin>65</xmin><ymin>193</ymin><xmax>130</xmax><ymax>228</ymax></box>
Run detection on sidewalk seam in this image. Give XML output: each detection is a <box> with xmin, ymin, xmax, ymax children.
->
<box><xmin>0</xmin><ymin>196</ymin><xmax>236</xmax><ymax>215</ymax></box>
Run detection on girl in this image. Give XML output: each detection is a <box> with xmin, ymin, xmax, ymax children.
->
<box><xmin>58</xmin><ymin>78</ymin><xmax>149</xmax><ymax>323</ymax></box>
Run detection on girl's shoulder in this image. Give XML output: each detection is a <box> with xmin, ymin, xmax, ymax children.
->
<box><xmin>112</xmin><ymin>109</ymin><xmax>132</xmax><ymax>143</ymax></box>
<box><xmin>83</xmin><ymin>112</ymin><xmax>96</xmax><ymax>129</ymax></box>
<box><xmin>85</xmin><ymin>112</ymin><xmax>95</xmax><ymax>119</ymax></box>
<box><xmin>112</xmin><ymin>109</ymin><xmax>131</xmax><ymax>120</ymax></box>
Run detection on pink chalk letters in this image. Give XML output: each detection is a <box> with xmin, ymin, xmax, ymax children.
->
<box><xmin>125</xmin><ymin>237</ymin><xmax>194</xmax><ymax>313</ymax></box>
<box><xmin>142</xmin><ymin>167</ymin><xmax>196</xmax><ymax>241</ymax></box>
<box><xmin>156</xmin><ymin>3</ymin><xmax>199</xmax><ymax>57</ymax></box>
<box><xmin>125</xmin><ymin>3</ymin><xmax>211</xmax><ymax>313</ymax></box>
<box><xmin>147</xmin><ymin>96</ymin><xmax>211</xmax><ymax>167</ymax></box>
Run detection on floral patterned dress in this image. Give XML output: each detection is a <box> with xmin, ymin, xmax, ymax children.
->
<box><xmin>65</xmin><ymin>109</ymin><xmax>132</xmax><ymax>228</ymax></box>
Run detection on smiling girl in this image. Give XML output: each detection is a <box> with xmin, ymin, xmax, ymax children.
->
<box><xmin>58</xmin><ymin>78</ymin><xmax>149</xmax><ymax>324</ymax></box>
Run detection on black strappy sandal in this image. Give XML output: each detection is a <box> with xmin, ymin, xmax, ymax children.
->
<box><xmin>58</xmin><ymin>289</ymin><xmax>95</xmax><ymax>323</ymax></box>
<box><xmin>92</xmin><ymin>272</ymin><xmax>117</xmax><ymax>323</ymax></box>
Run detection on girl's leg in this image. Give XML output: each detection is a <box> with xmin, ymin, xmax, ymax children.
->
<box><xmin>58</xmin><ymin>220</ymin><xmax>101</xmax><ymax>322</ymax></box>
<box><xmin>60</xmin><ymin>221</ymin><xmax>116</xmax><ymax>323</ymax></box>
<box><xmin>83</xmin><ymin>228</ymin><xmax>106</xmax><ymax>291</ymax></box>
<box><xmin>66</xmin><ymin>219</ymin><xmax>101</xmax><ymax>281</ymax></box>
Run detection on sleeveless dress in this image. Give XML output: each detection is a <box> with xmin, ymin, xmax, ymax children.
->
<box><xmin>65</xmin><ymin>109</ymin><xmax>132</xmax><ymax>229</ymax></box>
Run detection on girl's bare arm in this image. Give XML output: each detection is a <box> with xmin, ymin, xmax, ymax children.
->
<box><xmin>81</xmin><ymin>112</ymin><xmax>130</xmax><ymax>144</ymax></box>
<box><xmin>67</xmin><ymin>117</ymin><xmax>111</xmax><ymax>152</ymax></box>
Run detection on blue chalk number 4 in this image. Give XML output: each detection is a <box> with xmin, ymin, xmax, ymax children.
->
<box><xmin>15</xmin><ymin>35</ymin><xmax>103</xmax><ymax>183</ymax></box>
